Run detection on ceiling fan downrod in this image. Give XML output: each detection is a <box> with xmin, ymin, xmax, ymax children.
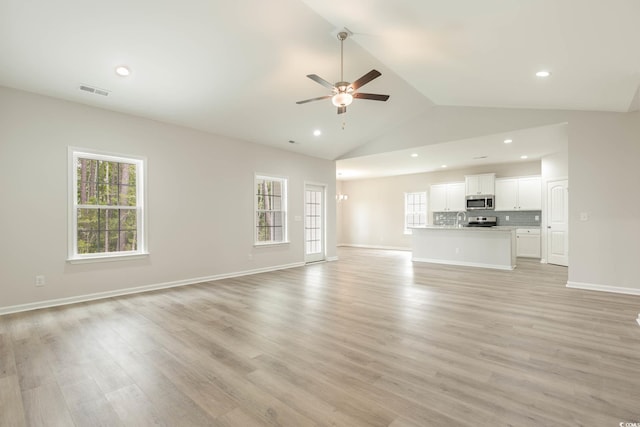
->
<box><xmin>338</xmin><ymin>31</ymin><xmax>348</xmax><ymax>83</ymax></box>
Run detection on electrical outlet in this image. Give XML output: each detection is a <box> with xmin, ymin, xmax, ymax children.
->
<box><xmin>535</xmin><ymin>215</ymin><xmax>539</xmax><ymax>221</ymax></box>
<box><xmin>248</xmin><ymin>253</ymin><xmax>253</xmax><ymax>261</ymax></box>
<box><xmin>580</xmin><ymin>212</ymin><xmax>589</xmax><ymax>221</ymax></box>
<box><xmin>35</xmin><ymin>275</ymin><xmax>45</xmax><ymax>287</ymax></box>
<box><xmin>505</xmin><ymin>216</ymin><xmax>510</xmax><ymax>221</ymax></box>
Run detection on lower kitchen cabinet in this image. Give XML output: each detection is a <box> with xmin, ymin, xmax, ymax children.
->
<box><xmin>516</xmin><ymin>228</ymin><xmax>541</xmax><ymax>258</ymax></box>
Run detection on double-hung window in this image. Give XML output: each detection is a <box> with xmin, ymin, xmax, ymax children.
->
<box><xmin>404</xmin><ymin>191</ymin><xmax>427</xmax><ymax>234</ymax></box>
<box><xmin>69</xmin><ymin>149</ymin><xmax>146</xmax><ymax>261</ymax></box>
<box><xmin>255</xmin><ymin>175</ymin><xmax>287</xmax><ymax>245</ymax></box>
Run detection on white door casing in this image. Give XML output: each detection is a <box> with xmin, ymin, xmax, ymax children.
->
<box><xmin>547</xmin><ymin>179</ymin><xmax>569</xmax><ymax>266</ymax></box>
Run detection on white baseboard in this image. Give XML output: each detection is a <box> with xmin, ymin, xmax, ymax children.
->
<box><xmin>339</xmin><ymin>244</ymin><xmax>411</xmax><ymax>251</ymax></box>
<box><xmin>566</xmin><ymin>281</ymin><xmax>640</xmax><ymax>296</ymax></box>
<box><xmin>0</xmin><ymin>262</ymin><xmax>305</xmax><ymax>316</ymax></box>
<box><xmin>412</xmin><ymin>257</ymin><xmax>515</xmax><ymax>271</ymax></box>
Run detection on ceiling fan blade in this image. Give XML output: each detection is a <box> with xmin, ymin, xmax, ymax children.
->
<box><xmin>296</xmin><ymin>95</ymin><xmax>332</xmax><ymax>105</ymax></box>
<box><xmin>337</xmin><ymin>106</ymin><xmax>347</xmax><ymax>114</ymax></box>
<box><xmin>350</xmin><ymin>69</ymin><xmax>382</xmax><ymax>91</ymax></box>
<box><xmin>353</xmin><ymin>92</ymin><xmax>390</xmax><ymax>102</ymax></box>
<box><xmin>307</xmin><ymin>74</ymin><xmax>336</xmax><ymax>90</ymax></box>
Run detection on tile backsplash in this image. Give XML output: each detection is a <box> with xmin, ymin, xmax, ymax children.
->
<box><xmin>433</xmin><ymin>210</ymin><xmax>541</xmax><ymax>227</ymax></box>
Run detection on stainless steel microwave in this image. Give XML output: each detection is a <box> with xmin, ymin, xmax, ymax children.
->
<box><xmin>465</xmin><ymin>195</ymin><xmax>494</xmax><ymax>210</ymax></box>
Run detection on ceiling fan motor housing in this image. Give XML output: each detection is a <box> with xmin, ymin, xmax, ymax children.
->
<box><xmin>334</xmin><ymin>82</ymin><xmax>353</xmax><ymax>93</ymax></box>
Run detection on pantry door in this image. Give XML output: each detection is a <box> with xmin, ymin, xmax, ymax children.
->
<box><xmin>547</xmin><ymin>179</ymin><xmax>569</xmax><ymax>266</ymax></box>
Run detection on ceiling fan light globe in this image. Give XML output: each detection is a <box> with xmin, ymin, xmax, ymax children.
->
<box><xmin>332</xmin><ymin>92</ymin><xmax>353</xmax><ymax>107</ymax></box>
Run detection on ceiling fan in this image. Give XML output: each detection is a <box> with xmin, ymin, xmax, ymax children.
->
<box><xmin>296</xmin><ymin>31</ymin><xmax>390</xmax><ymax>114</ymax></box>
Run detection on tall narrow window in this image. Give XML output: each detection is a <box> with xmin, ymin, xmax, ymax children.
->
<box><xmin>404</xmin><ymin>191</ymin><xmax>427</xmax><ymax>234</ymax></box>
<box><xmin>69</xmin><ymin>149</ymin><xmax>146</xmax><ymax>261</ymax></box>
<box><xmin>255</xmin><ymin>175</ymin><xmax>287</xmax><ymax>245</ymax></box>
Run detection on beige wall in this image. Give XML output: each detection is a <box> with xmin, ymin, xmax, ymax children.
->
<box><xmin>567</xmin><ymin>112</ymin><xmax>640</xmax><ymax>291</ymax></box>
<box><xmin>339</xmin><ymin>161</ymin><xmax>541</xmax><ymax>249</ymax></box>
<box><xmin>0</xmin><ymin>87</ymin><xmax>336</xmax><ymax>311</ymax></box>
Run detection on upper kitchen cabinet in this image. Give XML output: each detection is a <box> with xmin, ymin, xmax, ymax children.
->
<box><xmin>495</xmin><ymin>176</ymin><xmax>541</xmax><ymax>211</ymax></box>
<box><xmin>431</xmin><ymin>182</ymin><xmax>465</xmax><ymax>212</ymax></box>
<box><xmin>465</xmin><ymin>173</ymin><xmax>495</xmax><ymax>196</ymax></box>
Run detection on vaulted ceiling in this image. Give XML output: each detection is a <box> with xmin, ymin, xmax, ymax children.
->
<box><xmin>1</xmin><ymin>0</ymin><xmax>638</xmax><ymax>164</ymax></box>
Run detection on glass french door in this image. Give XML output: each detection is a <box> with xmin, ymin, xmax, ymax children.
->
<box><xmin>304</xmin><ymin>184</ymin><xmax>325</xmax><ymax>263</ymax></box>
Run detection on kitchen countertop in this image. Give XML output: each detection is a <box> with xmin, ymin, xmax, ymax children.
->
<box><xmin>412</xmin><ymin>226</ymin><xmax>515</xmax><ymax>232</ymax></box>
<box><xmin>415</xmin><ymin>225</ymin><xmax>540</xmax><ymax>230</ymax></box>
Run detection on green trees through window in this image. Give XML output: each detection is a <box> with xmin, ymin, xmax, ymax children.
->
<box><xmin>71</xmin><ymin>150</ymin><xmax>144</xmax><ymax>258</ymax></box>
<box><xmin>255</xmin><ymin>176</ymin><xmax>286</xmax><ymax>244</ymax></box>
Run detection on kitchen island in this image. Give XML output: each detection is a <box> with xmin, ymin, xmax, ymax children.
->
<box><xmin>411</xmin><ymin>226</ymin><xmax>516</xmax><ymax>270</ymax></box>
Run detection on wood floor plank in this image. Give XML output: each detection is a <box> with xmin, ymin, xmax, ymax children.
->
<box><xmin>215</xmin><ymin>407</ymin><xmax>266</xmax><ymax>427</ymax></box>
<box><xmin>0</xmin><ymin>375</ymin><xmax>27</xmax><ymax>427</ymax></box>
<box><xmin>105</xmin><ymin>384</ymin><xmax>166</xmax><ymax>427</ymax></box>
<box><xmin>1</xmin><ymin>248</ymin><xmax>639</xmax><ymax>425</ymax></box>
<box><xmin>0</xmin><ymin>331</ymin><xmax>17</xmax><ymax>379</ymax></box>
<box><xmin>60</xmin><ymin>377</ymin><xmax>125</xmax><ymax>427</ymax></box>
<box><xmin>22</xmin><ymin>382</ymin><xmax>75</xmax><ymax>427</ymax></box>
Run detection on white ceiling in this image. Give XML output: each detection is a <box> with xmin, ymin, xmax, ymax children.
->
<box><xmin>337</xmin><ymin>124</ymin><xmax>567</xmax><ymax>180</ymax></box>
<box><xmin>1</xmin><ymin>0</ymin><xmax>638</xmax><ymax>165</ymax></box>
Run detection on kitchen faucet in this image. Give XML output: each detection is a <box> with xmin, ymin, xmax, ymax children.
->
<box><xmin>455</xmin><ymin>211</ymin><xmax>467</xmax><ymax>227</ymax></box>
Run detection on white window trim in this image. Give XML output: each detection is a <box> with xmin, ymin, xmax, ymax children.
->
<box><xmin>254</xmin><ymin>173</ymin><xmax>289</xmax><ymax>247</ymax></box>
<box><xmin>67</xmin><ymin>147</ymin><xmax>148</xmax><ymax>262</ymax></box>
<box><xmin>404</xmin><ymin>191</ymin><xmax>428</xmax><ymax>235</ymax></box>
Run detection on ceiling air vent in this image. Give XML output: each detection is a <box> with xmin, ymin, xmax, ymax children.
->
<box><xmin>79</xmin><ymin>84</ymin><xmax>110</xmax><ymax>97</ymax></box>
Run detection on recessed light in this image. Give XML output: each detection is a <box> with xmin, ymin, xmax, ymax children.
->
<box><xmin>441</xmin><ymin>165</ymin><xmax>447</xmax><ymax>168</ymax></box>
<box><xmin>535</xmin><ymin>70</ymin><xmax>551</xmax><ymax>78</ymax></box>
<box><xmin>313</xmin><ymin>129</ymin><xmax>322</xmax><ymax>137</ymax></box>
<box><xmin>410</xmin><ymin>153</ymin><xmax>418</xmax><ymax>158</ymax></box>
<box><xmin>115</xmin><ymin>66</ymin><xmax>130</xmax><ymax>77</ymax></box>
<box><xmin>504</xmin><ymin>139</ymin><xmax>513</xmax><ymax>144</ymax></box>
<box><xmin>520</xmin><ymin>155</ymin><xmax>528</xmax><ymax>159</ymax></box>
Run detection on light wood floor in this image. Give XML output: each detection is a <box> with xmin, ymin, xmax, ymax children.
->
<box><xmin>1</xmin><ymin>248</ymin><xmax>640</xmax><ymax>427</ymax></box>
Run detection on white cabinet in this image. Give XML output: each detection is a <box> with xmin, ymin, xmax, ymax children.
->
<box><xmin>495</xmin><ymin>176</ymin><xmax>541</xmax><ymax>211</ymax></box>
<box><xmin>465</xmin><ymin>173</ymin><xmax>495</xmax><ymax>196</ymax></box>
<box><xmin>495</xmin><ymin>179</ymin><xmax>518</xmax><ymax>211</ymax></box>
<box><xmin>517</xmin><ymin>177</ymin><xmax>542</xmax><ymax>210</ymax></box>
<box><xmin>516</xmin><ymin>228</ymin><xmax>541</xmax><ymax>258</ymax></box>
<box><xmin>430</xmin><ymin>182</ymin><xmax>465</xmax><ymax>212</ymax></box>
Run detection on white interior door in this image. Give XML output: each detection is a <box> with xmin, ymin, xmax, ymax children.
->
<box><xmin>305</xmin><ymin>185</ymin><xmax>325</xmax><ymax>263</ymax></box>
<box><xmin>547</xmin><ymin>180</ymin><xmax>569</xmax><ymax>266</ymax></box>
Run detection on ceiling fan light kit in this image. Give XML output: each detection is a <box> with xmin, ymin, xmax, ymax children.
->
<box><xmin>332</xmin><ymin>92</ymin><xmax>353</xmax><ymax>107</ymax></box>
<box><xmin>297</xmin><ymin>31</ymin><xmax>389</xmax><ymax>114</ymax></box>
